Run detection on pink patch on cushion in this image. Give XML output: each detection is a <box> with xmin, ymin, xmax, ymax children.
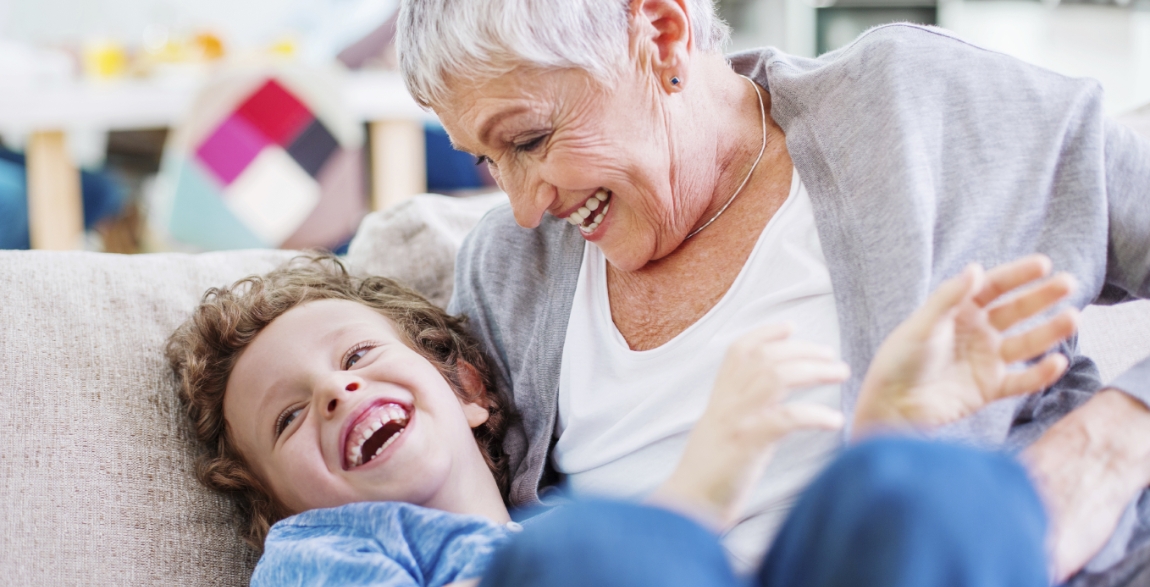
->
<box><xmin>195</xmin><ymin>114</ymin><xmax>270</xmax><ymax>186</ymax></box>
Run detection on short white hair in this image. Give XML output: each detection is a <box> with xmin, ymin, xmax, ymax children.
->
<box><xmin>397</xmin><ymin>0</ymin><xmax>730</xmax><ymax>109</ymax></box>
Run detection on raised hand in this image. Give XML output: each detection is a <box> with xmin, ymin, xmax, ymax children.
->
<box><xmin>853</xmin><ymin>254</ymin><xmax>1078</xmax><ymax>438</ymax></box>
<box><xmin>655</xmin><ymin>323</ymin><xmax>848</xmax><ymax>528</ymax></box>
<box><xmin>1023</xmin><ymin>390</ymin><xmax>1150</xmax><ymax>582</ymax></box>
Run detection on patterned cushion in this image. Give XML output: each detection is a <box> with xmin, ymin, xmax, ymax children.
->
<box><xmin>161</xmin><ymin>71</ymin><xmax>368</xmax><ymax>251</ymax></box>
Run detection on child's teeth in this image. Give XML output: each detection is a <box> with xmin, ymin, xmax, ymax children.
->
<box><xmin>586</xmin><ymin>198</ymin><xmax>600</xmax><ymax>211</ymax></box>
<box><xmin>577</xmin><ymin>207</ymin><xmax>590</xmax><ymax>219</ymax></box>
<box><xmin>380</xmin><ymin>433</ymin><xmax>399</xmax><ymax>452</ymax></box>
<box><xmin>567</xmin><ymin>215</ymin><xmax>581</xmax><ymax>225</ymax></box>
<box><xmin>595</xmin><ymin>190</ymin><xmax>608</xmax><ymax>201</ymax></box>
<box><xmin>386</xmin><ymin>404</ymin><xmax>408</xmax><ymax>422</ymax></box>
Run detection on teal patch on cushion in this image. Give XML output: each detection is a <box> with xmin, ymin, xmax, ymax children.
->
<box><xmin>169</xmin><ymin>158</ymin><xmax>265</xmax><ymax>250</ymax></box>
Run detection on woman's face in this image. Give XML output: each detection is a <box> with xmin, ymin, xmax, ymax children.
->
<box><xmin>437</xmin><ymin>67</ymin><xmax>704</xmax><ymax>272</ymax></box>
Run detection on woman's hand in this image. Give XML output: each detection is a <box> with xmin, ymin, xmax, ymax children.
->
<box><xmin>1023</xmin><ymin>390</ymin><xmax>1150</xmax><ymax>582</ymax></box>
<box><xmin>853</xmin><ymin>254</ymin><xmax>1078</xmax><ymax>438</ymax></box>
<box><xmin>654</xmin><ymin>323</ymin><xmax>848</xmax><ymax>529</ymax></box>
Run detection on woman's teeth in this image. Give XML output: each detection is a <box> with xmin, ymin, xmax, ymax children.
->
<box><xmin>567</xmin><ymin>190</ymin><xmax>611</xmax><ymax>234</ymax></box>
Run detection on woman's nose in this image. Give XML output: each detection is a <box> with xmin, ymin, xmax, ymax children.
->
<box><xmin>320</xmin><ymin>379</ymin><xmax>361</xmax><ymax>418</ymax></box>
<box><xmin>509</xmin><ymin>181</ymin><xmax>556</xmax><ymax>229</ymax></box>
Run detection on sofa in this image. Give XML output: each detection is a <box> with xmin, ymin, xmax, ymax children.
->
<box><xmin>2</xmin><ymin>132</ymin><xmax>1149</xmax><ymax>583</ymax></box>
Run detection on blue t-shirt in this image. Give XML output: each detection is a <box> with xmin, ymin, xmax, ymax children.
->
<box><xmin>251</xmin><ymin>502</ymin><xmax>519</xmax><ymax>586</ymax></box>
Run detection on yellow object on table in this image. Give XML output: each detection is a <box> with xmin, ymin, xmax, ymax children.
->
<box><xmin>82</xmin><ymin>40</ymin><xmax>128</xmax><ymax>80</ymax></box>
<box><xmin>192</xmin><ymin>33</ymin><xmax>226</xmax><ymax>61</ymax></box>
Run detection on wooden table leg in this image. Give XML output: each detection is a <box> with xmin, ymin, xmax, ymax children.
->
<box><xmin>27</xmin><ymin>130</ymin><xmax>84</xmax><ymax>250</ymax></box>
<box><xmin>369</xmin><ymin>119</ymin><xmax>426</xmax><ymax>211</ymax></box>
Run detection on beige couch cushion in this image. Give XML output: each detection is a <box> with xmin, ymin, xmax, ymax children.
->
<box><xmin>0</xmin><ymin>250</ymin><xmax>292</xmax><ymax>585</ymax></box>
<box><xmin>346</xmin><ymin>192</ymin><xmax>508</xmax><ymax>308</ymax></box>
<box><xmin>1080</xmin><ymin>302</ymin><xmax>1150</xmax><ymax>383</ymax></box>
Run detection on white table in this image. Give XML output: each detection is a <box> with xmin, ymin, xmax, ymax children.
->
<box><xmin>0</xmin><ymin>70</ymin><xmax>435</xmax><ymax>250</ymax></box>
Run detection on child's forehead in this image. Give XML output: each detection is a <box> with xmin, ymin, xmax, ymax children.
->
<box><xmin>231</xmin><ymin>299</ymin><xmax>404</xmax><ymax>380</ymax></box>
<box><xmin>282</xmin><ymin>298</ymin><xmax>403</xmax><ymax>338</ymax></box>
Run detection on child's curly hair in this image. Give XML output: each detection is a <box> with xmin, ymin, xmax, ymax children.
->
<box><xmin>165</xmin><ymin>253</ymin><xmax>512</xmax><ymax>549</ymax></box>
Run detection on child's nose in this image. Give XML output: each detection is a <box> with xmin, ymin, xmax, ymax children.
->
<box><xmin>325</xmin><ymin>382</ymin><xmax>360</xmax><ymax>414</ymax></box>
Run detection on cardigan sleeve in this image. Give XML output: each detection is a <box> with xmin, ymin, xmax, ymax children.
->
<box><xmin>447</xmin><ymin>210</ymin><xmax>516</xmax><ymax>402</ymax></box>
<box><xmin>1099</xmin><ymin>118</ymin><xmax>1150</xmax><ymax>407</ymax></box>
<box><xmin>446</xmin><ymin>204</ymin><xmax>585</xmax><ymax>507</ymax></box>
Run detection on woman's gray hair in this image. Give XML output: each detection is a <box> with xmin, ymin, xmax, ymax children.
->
<box><xmin>397</xmin><ymin>0</ymin><xmax>730</xmax><ymax>109</ymax></box>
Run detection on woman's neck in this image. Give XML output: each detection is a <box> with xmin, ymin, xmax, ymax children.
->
<box><xmin>671</xmin><ymin>56</ymin><xmax>788</xmax><ymax>240</ymax></box>
<box><xmin>606</xmin><ymin>59</ymin><xmax>794</xmax><ymax>351</ymax></box>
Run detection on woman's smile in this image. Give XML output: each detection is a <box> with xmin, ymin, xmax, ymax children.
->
<box><xmin>563</xmin><ymin>189</ymin><xmax>612</xmax><ymax>236</ymax></box>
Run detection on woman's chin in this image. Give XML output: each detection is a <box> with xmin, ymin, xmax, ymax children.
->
<box><xmin>598</xmin><ymin>242</ymin><xmax>657</xmax><ymax>273</ymax></box>
<box><xmin>583</xmin><ymin>215</ymin><xmax>666</xmax><ymax>272</ymax></box>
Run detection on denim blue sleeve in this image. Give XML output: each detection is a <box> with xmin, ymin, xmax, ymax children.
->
<box><xmin>252</xmin><ymin>502</ymin><xmax>513</xmax><ymax>587</ymax></box>
<box><xmin>252</xmin><ymin>528</ymin><xmax>420</xmax><ymax>587</ymax></box>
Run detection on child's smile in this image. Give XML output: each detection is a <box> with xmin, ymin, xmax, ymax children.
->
<box><xmin>222</xmin><ymin>298</ymin><xmax>503</xmax><ymax>519</ymax></box>
<box><xmin>343</xmin><ymin>399</ymin><xmax>411</xmax><ymax>470</ymax></box>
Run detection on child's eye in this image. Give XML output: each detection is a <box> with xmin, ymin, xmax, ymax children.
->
<box><xmin>346</xmin><ymin>350</ymin><xmax>366</xmax><ymax>368</ymax></box>
<box><xmin>343</xmin><ymin>343</ymin><xmax>375</xmax><ymax>370</ymax></box>
<box><xmin>275</xmin><ymin>406</ymin><xmax>303</xmax><ymax>438</ymax></box>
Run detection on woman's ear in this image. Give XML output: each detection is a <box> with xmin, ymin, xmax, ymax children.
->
<box><xmin>456</xmin><ymin>361</ymin><xmax>491</xmax><ymax>428</ymax></box>
<box><xmin>629</xmin><ymin>0</ymin><xmax>692</xmax><ymax>90</ymax></box>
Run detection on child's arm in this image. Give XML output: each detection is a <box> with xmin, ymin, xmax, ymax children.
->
<box><xmin>853</xmin><ymin>254</ymin><xmax>1078</xmax><ymax>437</ymax></box>
<box><xmin>652</xmin><ymin>323</ymin><xmax>849</xmax><ymax>529</ymax></box>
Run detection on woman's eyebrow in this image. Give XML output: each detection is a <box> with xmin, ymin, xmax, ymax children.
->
<box><xmin>477</xmin><ymin>106</ymin><xmax>530</xmax><ymax>146</ymax></box>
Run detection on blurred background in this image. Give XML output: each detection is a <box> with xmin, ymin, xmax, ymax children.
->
<box><xmin>0</xmin><ymin>0</ymin><xmax>1146</xmax><ymax>253</ymax></box>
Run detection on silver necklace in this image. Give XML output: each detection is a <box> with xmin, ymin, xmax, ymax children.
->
<box><xmin>685</xmin><ymin>75</ymin><xmax>767</xmax><ymax>240</ymax></box>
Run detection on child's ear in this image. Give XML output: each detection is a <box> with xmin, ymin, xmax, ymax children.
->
<box><xmin>457</xmin><ymin>361</ymin><xmax>490</xmax><ymax>428</ymax></box>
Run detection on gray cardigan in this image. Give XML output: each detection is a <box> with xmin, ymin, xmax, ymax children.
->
<box><xmin>448</xmin><ymin>24</ymin><xmax>1150</xmax><ymax>583</ymax></box>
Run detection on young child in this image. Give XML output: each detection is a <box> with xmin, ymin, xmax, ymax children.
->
<box><xmin>167</xmin><ymin>253</ymin><xmax>1074</xmax><ymax>587</ymax></box>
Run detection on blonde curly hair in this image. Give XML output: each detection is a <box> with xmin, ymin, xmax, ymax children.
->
<box><xmin>166</xmin><ymin>254</ymin><xmax>512</xmax><ymax>549</ymax></box>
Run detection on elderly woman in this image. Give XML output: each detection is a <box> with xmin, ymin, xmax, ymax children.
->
<box><xmin>397</xmin><ymin>0</ymin><xmax>1150</xmax><ymax>583</ymax></box>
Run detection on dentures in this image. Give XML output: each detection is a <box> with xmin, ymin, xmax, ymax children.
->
<box><xmin>565</xmin><ymin>189</ymin><xmax>611</xmax><ymax>235</ymax></box>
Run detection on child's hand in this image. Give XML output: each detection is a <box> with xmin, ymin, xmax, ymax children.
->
<box><xmin>853</xmin><ymin>254</ymin><xmax>1078</xmax><ymax>439</ymax></box>
<box><xmin>654</xmin><ymin>323</ymin><xmax>847</xmax><ymax>528</ymax></box>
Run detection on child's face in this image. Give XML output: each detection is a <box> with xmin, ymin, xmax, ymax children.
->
<box><xmin>223</xmin><ymin>298</ymin><xmax>492</xmax><ymax>515</ymax></box>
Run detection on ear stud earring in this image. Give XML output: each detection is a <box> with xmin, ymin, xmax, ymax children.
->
<box><xmin>671</xmin><ymin>77</ymin><xmax>681</xmax><ymax>86</ymax></box>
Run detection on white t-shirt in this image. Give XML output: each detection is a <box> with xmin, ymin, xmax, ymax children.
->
<box><xmin>552</xmin><ymin>168</ymin><xmax>842</xmax><ymax>569</ymax></box>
